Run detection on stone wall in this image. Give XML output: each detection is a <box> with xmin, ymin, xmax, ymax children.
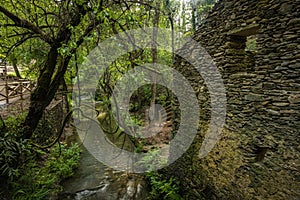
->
<box><xmin>33</xmin><ymin>94</ymin><xmax>68</xmax><ymax>144</ymax></box>
<box><xmin>44</xmin><ymin>97</ymin><xmax>67</xmax><ymax>134</ymax></box>
<box><xmin>169</xmin><ymin>0</ymin><xmax>300</xmax><ymax>199</ymax></box>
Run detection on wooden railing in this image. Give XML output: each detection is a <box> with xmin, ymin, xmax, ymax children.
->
<box><xmin>0</xmin><ymin>80</ymin><xmax>35</xmax><ymax>104</ymax></box>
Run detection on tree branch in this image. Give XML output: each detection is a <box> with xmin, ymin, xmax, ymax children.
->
<box><xmin>0</xmin><ymin>5</ymin><xmax>53</xmax><ymax>43</ymax></box>
<box><xmin>47</xmin><ymin>18</ymin><xmax>103</xmax><ymax>99</ymax></box>
<box><xmin>5</xmin><ymin>35</ymin><xmax>39</xmax><ymax>59</ymax></box>
<box><xmin>32</xmin><ymin>0</ymin><xmax>56</xmax><ymax>38</ymax></box>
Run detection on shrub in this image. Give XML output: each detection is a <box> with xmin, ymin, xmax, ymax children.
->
<box><xmin>0</xmin><ymin>114</ymin><xmax>81</xmax><ymax>199</ymax></box>
<box><xmin>146</xmin><ymin>171</ymin><xmax>183</xmax><ymax>200</ymax></box>
<box><xmin>9</xmin><ymin>143</ymin><xmax>81</xmax><ymax>199</ymax></box>
<box><xmin>137</xmin><ymin>149</ymin><xmax>183</xmax><ymax>200</ymax></box>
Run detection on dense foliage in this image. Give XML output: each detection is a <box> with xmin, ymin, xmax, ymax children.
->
<box><xmin>0</xmin><ymin>114</ymin><xmax>81</xmax><ymax>199</ymax></box>
<box><xmin>0</xmin><ymin>0</ymin><xmax>217</xmax><ymax>198</ymax></box>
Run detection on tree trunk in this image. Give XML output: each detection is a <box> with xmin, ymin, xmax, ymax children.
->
<box><xmin>22</xmin><ymin>46</ymin><xmax>59</xmax><ymax>139</ymax></box>
<box><xmin>22</xmin><ymin>43</ymin><xmax>74</xmax><ymax>139</ymax></box>
<box><xmin>11</xmin><ymin>56</ymin><xmax>22</xmax><ymax>79</ymax></box>
<box><xmin>21</xmin><ymin>3</ymin><xmax>90</xmax><ymax>139</ymax></box>
<box><xmin>191</xmin><ymin>2</ymin><xmax>197</xmax><ymax>32</ymax></box>
<box><xmin>150</xmin><ymin>2</ymin><xmax>160</xmax><ymax>125</ymax></box>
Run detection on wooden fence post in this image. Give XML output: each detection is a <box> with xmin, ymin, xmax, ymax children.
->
<box><xmin>20</xmin><ymin>81</ymin><xmax>23</xmax><ymax>100</ymax></box>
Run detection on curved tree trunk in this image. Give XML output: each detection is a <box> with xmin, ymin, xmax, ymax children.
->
<box><xmin>22</xmin><ymin>46</ymin><xmax>60</xmax><ymax>139</ymax></box>
<box><xmin>19</xmin><ymin>2</ymin><xmax>91</xmax><ymax>139</ymax></box>
<box><xmin>22</xmin><ymin>49</ymin><xmax>73</xmax><ymax>139</ymax></box>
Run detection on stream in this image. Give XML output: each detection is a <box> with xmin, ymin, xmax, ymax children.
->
<box><xmin>60</xmin><ymin>106</ymin><xmax>150</xmax><ymax>200</ymax></box>
<box><xmin>60</xmin><ymin>143</ymin><xmax>149</xmax><ymax>200</ymax></box>
<box><xmin>58</xmin><ymin>100</ymin><xmax>175</xmax><ymax>200</ymax></box>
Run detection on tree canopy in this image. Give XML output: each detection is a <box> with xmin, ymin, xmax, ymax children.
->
<box><xmin>0</xmin><ymin>0</ymin><xmax>217</xmax><ymax>138</ymax></box>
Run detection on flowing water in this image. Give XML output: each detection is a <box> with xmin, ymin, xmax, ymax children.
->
<box><xmin>60</xmin><ymin>107</ymin><xmax>150</xmax><ymax>200</ymax></box>
<box><xmin>61</xmin><ymin>144</ymin><xmax>149</xmax><ymax>200</ymax></box>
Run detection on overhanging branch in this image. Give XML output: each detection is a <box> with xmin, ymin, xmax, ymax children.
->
<box><xmin>0</xmin><ymin>5</ymin><xmax>53</xmax><ymax>44</ymax></box>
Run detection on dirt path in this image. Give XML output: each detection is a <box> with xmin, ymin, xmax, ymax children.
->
<box><xmin>0</xmin><ymin>95</ymin><xmax>30</xmax><ymax>118</ymax></box>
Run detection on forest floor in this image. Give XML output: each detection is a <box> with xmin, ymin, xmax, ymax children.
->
<box><xmin>0</xmin><ymin>95</ymin><xmax>30</xmax><ymax>118</ymax></box>
<box><xmin>141</xmin><ymin>122</ymin><xmax>172</xmax><ymax>149</ymax></box>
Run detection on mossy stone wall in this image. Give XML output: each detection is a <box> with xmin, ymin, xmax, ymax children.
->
<box><xmin>169</xmin><ymin>0</ymin><xmax>300</xmax><ymax>199</ymax></box>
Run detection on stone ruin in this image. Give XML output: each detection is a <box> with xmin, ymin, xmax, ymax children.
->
<box><xmin>169</xmin><ymin>0</ymin><xmax>300</xmax><ymax>199</ymax></box>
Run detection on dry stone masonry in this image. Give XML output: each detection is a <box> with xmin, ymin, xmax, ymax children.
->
<box><xmin>169</xmin><ymin>0</ymin><xmax>300</xmax><ymax>199</ymax></box>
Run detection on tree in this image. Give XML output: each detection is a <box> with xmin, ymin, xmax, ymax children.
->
<box><xmin>176</xmin><ymin>0</ymin><xmax>218</xmax><ymax>33</ymax></box>
<box><xmin>0</xmin><ymin>0</ymin><xmax>110</xmax><ymax>138</ymax></box>
<box><xmin>0</xmin><ymin>0</ymin><xmax>187</xmax><ymax>139</ymax></box>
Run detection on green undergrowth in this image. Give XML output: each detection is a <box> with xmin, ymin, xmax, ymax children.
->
<box><xmin>0</xmin><ymin>114</ymin><xmax>81</xmax><ymax>199</ymax></box>
<box><xmin>138</xmin><ymin>149</ymin><xmax>183</xmax><ymax>200</ymax></box>
<box><xmin>145</xmin><ymin>171</ymin><xmax>183</xmax><ymax>200</ymax></box>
